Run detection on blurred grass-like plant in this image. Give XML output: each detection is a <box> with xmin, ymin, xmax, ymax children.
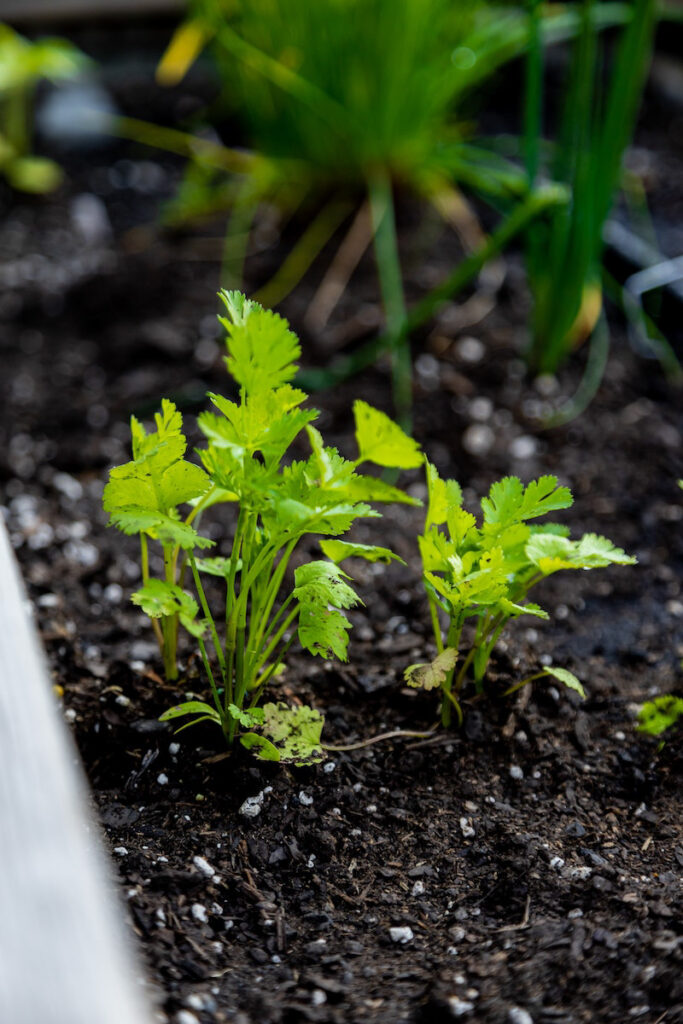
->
<box><xmin>523</xmin><ymin>0</ymin><xmax>657</xmax><ymax>383</ymax></box>
<box><xmin>0</xmin><ymin>24</ymin><xmax>88</xmax><ymax>193</ymax></box>
<box><xmin>153</xmin><ymin>0</ymin><xmax>571</xmax><ymax>424</ymax></box>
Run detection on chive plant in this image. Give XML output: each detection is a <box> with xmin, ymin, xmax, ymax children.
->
<box><xmin>104</xmin><ymin>292</ymin><xmax>421</xmax><ymax>761</ymax></box>
<box><xmin>151</xmin><ymin>0</ymin><xmax>577</xmax><ymax>425</ymax></box>
<box><xmin>524</xmin><ymin>0</ymin><xmax>657</xmax><ymax>377</ymax></box>
<box><xmin>409</xmin><ymin>462</ymin><xmax>636</xmax><ymax>726</ymax></box>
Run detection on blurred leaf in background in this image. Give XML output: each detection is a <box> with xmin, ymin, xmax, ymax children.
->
<box><xmin>0</xmin><ymin>24</ymin><xmax>89</xmax><ymax>193</ymax></box>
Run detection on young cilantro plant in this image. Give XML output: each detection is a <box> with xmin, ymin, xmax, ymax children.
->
<box><xmin>104</xmin><ymin>291</ymin><xmax>421</xmax><ymax>762</ymax></box>
<box><xmin>408</xmin><ymin>464</ymin><xmax>636</xmax><ymax>726</ymax></box>
<box><xmin>636</xmin><ymin>695</ymin><xmax>683</xmax><ymax>740</ymax></box>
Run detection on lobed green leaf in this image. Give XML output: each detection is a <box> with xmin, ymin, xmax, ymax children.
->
<box><xmin>353</xmin><ymin>400</ymin><xmax>422</xmax><ymax>469</ymax></box>
<box><xmin>404</xmin><ymin>648</ymin><xmax>458</xmax><ymax>691</ymax></box>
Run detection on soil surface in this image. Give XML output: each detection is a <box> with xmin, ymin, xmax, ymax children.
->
<box><xmin>1</xmin><ymin>39</ymin><xmax>683</xmax><ymax>1024</ymax></box>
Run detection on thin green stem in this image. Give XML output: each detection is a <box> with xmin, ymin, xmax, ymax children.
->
<box><xmin>428</xmin><ymin>594</ymin><xmax>444</xmax><ymax>653</ymax></box>
<box><xmin>141</xmin><ymin>535</ymin><xmax>164</xmax><ymax>652</ymax></box>
<box><xmin>368</xmin><ymin>170</ymin><xmax>411</xmax><ymax>428</ymax></box>
<box><xmin>162</xmin><ymin>544</ymin><xmax>178</xmax><ymax>680</ymax></box>
<box><xmin>248</xmin><ymin>634</ymin><xmax>296</xmax><ymax>708</ymax></box>
<box><xmin>503</xmin><ymin>670</ymin><xmax>549</xmax><ymax>697</ymax></box>
<box><xmin>189</xmin><ymin>555</ymin><xmax>228</xmax><ymax>688</ymax></box>
<box><xmin>197</xmin><ymin>636</ymin><xmax>229</xmax><ymax>740</ymax></box>
<box><xmin>255</xmin><ymin>605</ymin><xmax>299</xmax><ymax>679</ymax></box>
<box><xmin>247</xmin><ymin>540</ymin><xmax>297</xmax><ymax>675</ymax></box>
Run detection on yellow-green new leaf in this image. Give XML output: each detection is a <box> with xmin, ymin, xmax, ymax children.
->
<box><xmin>425</xmin><ymin>461</ymin><xmax>463</xmax><ymax>529</ymax></box>
<box><xmin>354</xmin><ymin>400</ymin><xmax>422</xmax><ymax>469</ymax></box>
<box><xmin>543</xmin><ymin>666</ymin><xmax>585</xmax><ymax>699</ymax></box>
<box><xmin>219</xmin><ymin>291</ymin><xmax>301</xmax><ymax>395</ymax></box>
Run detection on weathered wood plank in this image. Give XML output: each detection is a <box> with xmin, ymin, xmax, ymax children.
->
<box><xmin>0</xmin><ymin>518</ymin><xmax>152</xmax><ymax>1024</ymax></box>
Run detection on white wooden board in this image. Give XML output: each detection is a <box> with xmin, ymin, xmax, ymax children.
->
<box><xmin>0</xmin><ymin>517</ymin><xmax>152</xmax><ymax>1024</ymax></box>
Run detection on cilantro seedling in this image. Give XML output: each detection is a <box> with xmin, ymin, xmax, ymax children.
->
<box><xmin>636</xmin><ymin>695</ymin><xmax>683</xmax><ymax>739</ymax></box>
<box><xmin>409</xmin><ymin>463</ymin><xmax>636</xmax><ymax>725</ymax></box>
<box><xmin>104</xmin><ymin>291</ymin><xmax>420</xmax><ymax>760</ymax></box>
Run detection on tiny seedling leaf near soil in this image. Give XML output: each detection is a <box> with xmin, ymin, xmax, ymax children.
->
<box><xmin>104</xmin><ymin>291</ymin><xmax>419</xmax><ymax>755</ymax></box>
<box><xmin>636</xmin><ymin>695</ymin><xmax>683</xmax><ymax>738</ymax></box>
<box><xmin>416</xmin><ymin>461</ymin><xmax>636</xmax><ymax>726</ymax></box>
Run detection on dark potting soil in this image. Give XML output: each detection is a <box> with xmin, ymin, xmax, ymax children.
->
<box><xmin>1</xmin><ymin>59</ymin><xmax>683</xmax><ymax>1024</ymax></box>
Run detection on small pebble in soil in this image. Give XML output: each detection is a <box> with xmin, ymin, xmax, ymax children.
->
<box><xmin>455</xmin><ymin>336</ymin><xmax>484</xmax><ymax>363</ymax></box>
<box><xmin>191</xmin><ymin>904</ymin><xmax>208</xmax><ymax>925</ymax></box>
<box><xmin>298</xmin><ymin>791</ymin><xmax>314</xmax><ymax>806</ymax></box>
<box><xmin>448</xmin><ymin>996</ymin><xmax>475</xmax><ymax>1017</ymax></box>
<box><xmin>323</xmin><ymin>761</ymin><xmax>336</xmax><ymax>773</ymax></box>
<box><xmin>169</xmin><ymin>743</ymin><xmax>180</xmax><ymax>755</ymax></box>
<box><xmin>510</xmin><ymin>435</ymin><xmax>538</xmax><ymax>460</ymax></box>
<box><xmin>389</xmin><ymin>926</ymin><xmax>414</xmax><ymax>944</ymax></box>
<box><xmin>462</xmin><ymin>424</ymin><xmax>494</xmax><ymax>457</ymax></box>
<box><xmin>239</xmin><ymin>788</ymin><xmax>271</xmax><ymax>818</ymax></box>
<box><xmin>568</xmin><ymin>908</ymin><xmax>584</xmax><ymax>919</ymax></box>
<box><xmin>311</xmin><ymin>990</ymin><xmax>327</xmax><ymax>1007</ymax></box>
<box><xmin>469</xmin><ymin>396</ymin><xmax>493</xmax><ymax>422</ymax></box>
<box><xmin>566</xmin><ymin>865</ymin><xmax>592</xmax><ymax>881</ymax></box>
<box><xmin>192</xmin><ymin>856</ymin><xmax>215</xmax><ymax>878</ymax></box>
<box><xmin>550</xmin><ymin>857</ymin><xmax>565</xmax><ymax>871</ymax></box>
<box><xmin>103</xmin><ymin>583</ymin><xmax>123</xmax><ymax>604</ymax></box>
<box><xmin>412</xmin><ymin>880</ymin><xmax>425</xmax><ymax>897</ymax></box>
<box><xmin>459</xmin><ymin>817</ymin><xmax>475</xmax><ymax>838</ymax></box>
<box><xmin>64</xmin><ymin>708</ymin><xmax>77</xmax><ymax>723</ymax></box>
<box><xmin>509</xmin><ymin>765</ymin><xmax>524</xmax><ymax>780</ymax></box>
<box><xmin>508</xmin><ymin>1009</ymin><xmax>534</xmax><ymax>1024</ymax></box>
<box><xmin>113</xmin><ymin>846</ymin><xmax>128</xmax><ymax>857</ymax></box>
<box><xmin>174</xmin><ymin>1013</ymin><xmax>199</xmax><ymax>1024</ymax></box>
<box><xmin>115</xmin><ymin>694</ymin><xmax>130</xmax><ymax>707</ymax></box>
<box><xmin>157</xmin><ymin>773</ymin><xmax>169</xmax><ymax>786</ymax></box>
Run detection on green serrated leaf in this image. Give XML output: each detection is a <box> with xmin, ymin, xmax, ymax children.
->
<box><xmin>353</xmin><ymin>400</ymin><xmax>422</xmax><ymax>469</ymax></box>
<box><xmin>319</xmin><ymin>539</ymin><xmax>405</xmax><ymax>566</ymax></box>
<box><xmin>425</xmin><ymin>461</ymin><xmax>463</xmax><ymax>529</ymax></box>
<box><xmin>228</xmin><ymin>704</ymin><xmax>264</xmax><ymax>728</ymax></box>
<box><xmin>543</xmin><ymin>666</ymin><xmax>585</xmax><ymax>699</ymax></box>
<box><xmin>404</xmin><ymin>648</ymin><xmax>458</xmax><ymax>690</ymax></box>
<box><xmin>132</xmin><ymin>580</ymin><xmax>206</xmax><ymax>638</ymax></box>
<box><xmin>219</xmin><ymin>291</ymin><xmax>300</xmax><ymax>395</ymax></box>
<box><xmin>108</xmin><ymin>509</ymin><xmax>213</xmax><ymax>551</ymax></box>
<box><xmin>526</xmin><ymin>532</ymin><xmax>636</xmax><ymax>574</ymax></box>
<box><xmin>294</xmin><ymin>561</ymin><xmax>361</xmax><ymax>661</ymax></box>
<box><xmin>482</xmin><ymin>475</ymin><xmax>573</xmax><ymax>531</ymax></box>
<box><xmin>104</xmin><ymin>400</ymin><xmax>210</xmax><ymax>529</ymax></box>
<box><xmin>498</xmin><ymin>598</ymin><xmax>549</xmax><ymax>620</ymax></box>
<box><xmin>294</xmin><ymin>561</ymin><xmax>360</xmax><ymax>609</ymax></box>
<box><xmin>195</xmin><ymin>556</ymin><xmax>242</xmax><ymax>578</ymax></box>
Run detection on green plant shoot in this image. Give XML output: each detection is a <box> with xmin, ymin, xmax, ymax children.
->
<box><xmin>0</xmin><ymin>24</ymin><xmax>88</xmax><ymax>192</ymax></box>
<box><xmin>636</xmin><ymin>695</ymin><xmax>683</xmax><ymax>739</ymax></box>
<box><xmin>103</xmin><ymin>291</ymin><xmax>421</xmax><ymax>761</ymax></box>
<box><xmin>409</xmin><ymin>463</ymin><xmax>636</xmax><ymax>725</ymax></box>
